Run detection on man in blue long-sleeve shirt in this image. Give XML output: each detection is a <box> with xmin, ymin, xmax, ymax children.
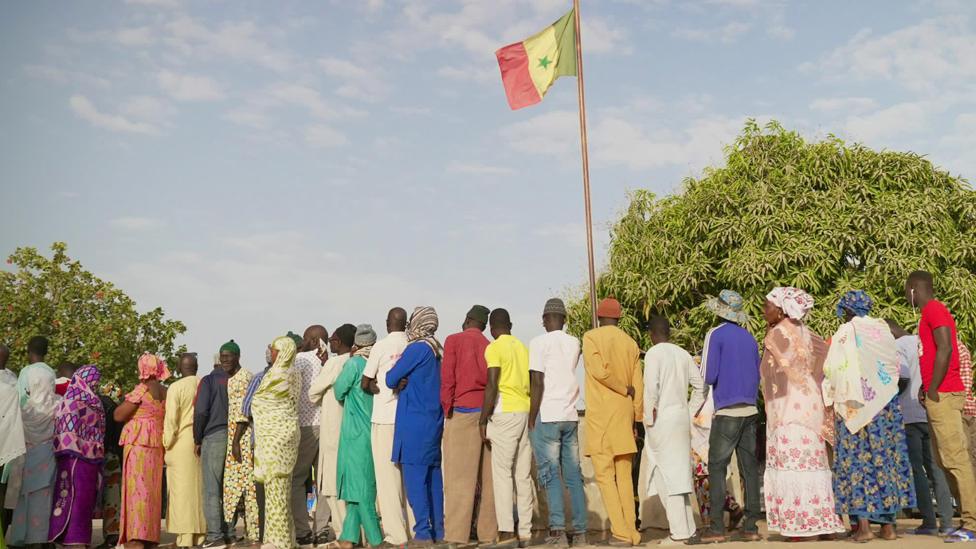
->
<box><xmin>691</xmin><ymin>290</ymin><xmax>762</xmax><ymax>544</ymax></box>
<box><xmin>195</xmin><ymin>340</ymin><xmax>236</xmax><ymax>548</ymax></box>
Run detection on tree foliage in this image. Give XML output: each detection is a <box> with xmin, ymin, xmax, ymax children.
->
<box><xmin>0</xmin><ymin>242</ymin><xmax>186</xmax><ymax>386</ymax></box>
<box><xmin>568</xmin><ymin>121</ymin><xmax>976</xmax><ymax>353</ymax></box>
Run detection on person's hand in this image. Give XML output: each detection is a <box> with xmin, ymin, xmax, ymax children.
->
<box><xmin>317</xmin><ymin>349</ymin><xmax>329</xmax><ymax>364</ymax></box>
<box><xmin>194</xmin><ymin>444</ymin><xmax>201</xmax><ymax>457</ymax></box>
<box><xmin>652</xmin><ymin>408</ymin><xmax>658</xmax><ymax>424</ymax></box>
<box><xmin>480</xmin><ymin>421</ymin><xmax>491</xmax><ymax>449</ymax></box>
<box><xmin>918</xmin><ymin>386</ymin><xmax>925</xmax><ymax>404</ymax></box>
<box><xmin>927</xmin><ymin>388</ymin><xmax>941</xmax><ymax>403</ymax></box>
<box><xmin>528</xmin><ymin>416</ymin><xmax>536</xmax><ymax>431</ymax></box>
<box><xmin>445</xmin><ymin>408</ymin><xmax>453</xmax><ymax>420</ymax></box>
<box><xmin>626</xmin><ymin>386</ymin><xmax>635</xmax><ymax>398</ymax></box>
<box><xmin>393</xmin><ymin>378</ymin><xmax>408</xmax><ymax>395</ymax></box>
<box><xmin>232</xmin><ymin>439</ymin><xmax>242</xmax><ymax>463</ymax></box>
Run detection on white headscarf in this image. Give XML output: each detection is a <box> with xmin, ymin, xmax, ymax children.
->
<box><xmin>767</xmin><ymin>287</ymin><xmax>815</xmax><ymax>321</ymax></box>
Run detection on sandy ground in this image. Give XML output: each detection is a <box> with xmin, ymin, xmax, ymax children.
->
<box><xmin>90</xmin><ymin>518</ymin><xmax>955</xmax><ymax>548</ymax></box>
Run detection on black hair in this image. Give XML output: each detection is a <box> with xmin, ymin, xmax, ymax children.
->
<box><xmin>489</xmin><ymin>308</ymin><xmax>512</xmax><ymax>328</ymax></box>
<box><xmin>648</xmin><ymin>315</ymin><xmax>670</xmax><ymax>337</ymax></box>
<box><xmin>335</xmin><ymin>323</ymin><xmax>357</xmax><ymax>347</ymax></box>
<box><xmin>28</xmin><ymin>335</ymin><xmax>49</xmax><ymax>357</ymax></box>
<box><xmin>180</xmin><ymin>352</ymin><xmax>199</xmax><ymax>367</ymax></box>
<box><xmin>907</xmin><ymin>270</ymin><xmax>934</xmax><ymax>289</ymax></box>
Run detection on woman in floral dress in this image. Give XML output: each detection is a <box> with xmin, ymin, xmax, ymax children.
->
<box><xmin>823</xmin><ymin>290</ymin><xmax>915</xmax><ymax>542</ymax></box>
<box><xmin>761</xmin><ymin>287</ymin><xmax>846</xmax><ymax>541</ymax></box>
<box><xmin>114</xmin><ymin>353</ymin><xmax>168</xmax><ymax>549</ymax></box>
<box><xmin>225</xmin><ymin>364</ymin><xmax>259</xmax><ymax>542</ymax></box>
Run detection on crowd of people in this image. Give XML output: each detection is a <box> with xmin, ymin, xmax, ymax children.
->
<box><xmin>0</xmin><ymin>269</ymin><xmax>974</xmax><ymax>549</ymax></box>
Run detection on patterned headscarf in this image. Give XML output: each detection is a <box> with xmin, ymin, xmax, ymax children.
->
<box><xmin>407</xmin><ymin>306</ymin><xmax>443</xmax><ymax>358</ymax></box>
<box><xmin>54</xmin><ymin>365</ymin><xmax>105</xmax><ymax>462</ymax></box>
<box><xmin>767</xmin><ymin>287</ymin><xmax>815</xmax><ymax>321</ymax></box>
<box><xmin>138</xmin><ymin>352</ymin><xmax>171</xmax><ymax>381</ymax></box>
<box><xmin>271</xmin><ymin>336</ymin><xmax>297</xmax><ymax>370</ymax></box>
<box><xmin>836</xmin><ymin>290</ymin><xmax>874</xmax><ymax>319</ymax></box>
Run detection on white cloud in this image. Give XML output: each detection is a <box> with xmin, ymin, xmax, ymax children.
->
<box><xmin>673</xmin><ymin>21</ymin><xmax>751</xmax><ymax>44</ymax></box>
<box><xmin>809</xmin><ymin>97</ymin><xmax>879</xmax><ymax>113</ymax></box>
<box><xmin>304</xmin><ymin>124</ymin><xmax>348</xmax><ymax>148</ymax></box>
<box><xmin>499</xmin><ymin>110</ymin><xmax>579</xmax><ymax>158</ymax></box>
<box><xmin>70</xmin><ymin>95</ymin><xmax>159</xmax><ymax>135</ymax></box>
<box><xmin>119</xmin><ymin>95</ymin><xmax>173</xmax><ymax>122</ymax></box>
<box><xmin>843</xmin><ymin>101</ymin><xmax>932</xmax><ymax>143</ymax></box>
<box><xmin>116</xmin><ymin>26</ymin><xmax>155</xmax><ymax>46</ymax></box>
<box><xmin>767</xmin><ymin>24</ymin><xmax>795</xmax><ymax>40</ymax></box>
<box><xmin>437</xmin><ymin>64</ymin><xmax>497</xmax><ymax>84</ymax></box>
<box><xmin>223</xmin><ymin>108</ymin><xmax>272</xmax><ymax>130</ymax></box>
<box><xmin>319</xmin><ymin>57</ymin><xmax>388</xmax><ymax>101</ymax></box>
<box><xmin>157</xmin><ymin>70</ymin><xmax>225</xmax><ymax>101</ymax></box>
<box><xmin>389</xmin><ymin>105</ymin><xmax>432</xmax><ymax>116</ymax></box>
<box><xmin>24</xmin><ymin>64</ymin><xmax>111</xmax><ymax>89</ymax></box>
<box><xmin>805</xmin><ymin>18</ymin><xmax>976</xmax><ymax>94</ymax></box>
<box><xmin>446</xmin><ymin>162</ymin><xmax>515</xmax><ymax>176</ymax></box>
<box><xmin>582</xmin><ymin>16</ymin><xmax>632</xmax><ymax>54</ymax></box>
<box><xmin>163</xmin><ymin>16</ymin><xmax>293</xmax><ymax>72</ymax></box>
<box><xmin>110</xmin><ymin>216</ymin><xmax>163</xmax><ymax>230</ymax></box>
<box><xmin>267</xmin><ymin>83</ymin><xmax>363</xmax><ymax>118</ymax></box>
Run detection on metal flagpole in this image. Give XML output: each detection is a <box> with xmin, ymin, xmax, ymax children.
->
<box><xmin>573</xmin><ymin>0</ymin><xmax>599</xmax><ymax>329</ymax></box>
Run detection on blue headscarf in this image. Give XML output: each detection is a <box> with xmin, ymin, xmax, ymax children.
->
<box><xmin>836</xmin><ymin>290</ymin><xmax>874</xmax><ymax>318</ymax></box>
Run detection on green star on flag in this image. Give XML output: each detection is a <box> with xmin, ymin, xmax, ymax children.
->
<box><xmin>538</xmin><ymin>56</ymin><xmax>552</xmax><ymax>69</ymax></box>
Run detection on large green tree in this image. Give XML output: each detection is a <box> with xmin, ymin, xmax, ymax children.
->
<box><xmin>568</xmin><ymin>121</ymin><xmax>976</xmax><ymax>353</ymax></box>
<box><xmin>0</xmin><ymin>242</ymin><xmax>186</xmax><ymax>386</ymax></box>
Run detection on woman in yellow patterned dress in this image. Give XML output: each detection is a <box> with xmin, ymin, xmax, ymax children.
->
<box><xmin>224</xmin><ymin>364</ymin><xmax>259</xmax><ymax>543</ymax></box>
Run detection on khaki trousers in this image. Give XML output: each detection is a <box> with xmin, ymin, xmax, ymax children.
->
<box><xmin>443</xmin><ymin>411</ymin><xmax>498</xmax><ymax>543</ymax></box>
<box><xmin>927</xmin><ymin>392</ymin><xmax>976</xmax><ymax>530</ymax></box>
<box><xmin>487</xmin><ymin>412</ymin><xmax>534</xmax><ymax>538</ymax></box>
<box><xmin>591</xmin><ymin>453</ymin><xmax>640</xmax><ymax>545</ymax></box>
<box><xmin>964</xmin><ymin>416</ymin><xmax>976</xmax><ymax>471</ymax></box>
<box><xmin>372</xmin><ymin>423</ymin><xmax>414</xmax><ymax>545</ymax></box>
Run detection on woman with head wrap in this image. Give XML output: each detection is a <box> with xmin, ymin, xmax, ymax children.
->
<box><xmin>386</xmin><ymin>307</ymin><xmax>446</xmax><ymax>544</ymax></box>
<box><xmin>326</xmin><ymin>325</ymin><xmax>385</xmax><ymax>549</ymax></box>
<box><xmin>48</xmin><ymin>365</ymin><xmax>106</xmax><ymax>548</ymax></box>
<box><xmin>823</xmin><ymin>290</ymin><xmax>915</xmax><ymax>542</ymax></box>
<box><xmin>252</xmin><ymin>336</ymin><xmax>301</xmax><ymax>549</ymax></box>
<box><xmin>6</xmin><ymin>357</ymin><xmax>58</xmax><ymax>548</ymax></box>
<box><xmin>114</xmin><ymin>353</ymin><xmax>169</xmax><ymax>549</ymax></box>
<box><xmin>760</xmin><ymin>288</ymin><xmax>845</xmax><ymax>541</ymax></box>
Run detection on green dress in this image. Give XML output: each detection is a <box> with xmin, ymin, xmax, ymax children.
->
<box><xmin>335</xmin><ymin>355</ymin><xmax>382</xmax><ymax>546</ymax></box>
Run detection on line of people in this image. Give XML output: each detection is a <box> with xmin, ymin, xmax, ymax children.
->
<box><xmin>0</xmin><ymin>268</ymin><xmax>974</xmax><ymax>549</ymax></box>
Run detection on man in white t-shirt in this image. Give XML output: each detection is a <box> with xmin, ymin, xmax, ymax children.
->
<box><xmin>360</xmin><ymin>307</ymin><xmax>413</xmax><ymax>546</ymax></box>
<box><xmin>528</xmin><ymin>298</ymin><xmax>586</xmax><ymax>547</ymax></box>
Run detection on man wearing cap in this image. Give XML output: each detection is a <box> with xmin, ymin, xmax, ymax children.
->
<box><xmin>581</xmin><ymin>298</ymin><xmax>643</xmax><ymax>547</ymax></box>
<box><xmin>440</xmin><ymin>305</ymin><xmax>498</xmax><ymax>546</ymax></box>
<box><xmin>360</xmin><ymin>308</ymin><xmax>413</xmax><ymax>546</ymax></box>
<box><xmin>195</xmin><ymin>340</ymin><xmax>235</xmax><ymax>548</ymax></box>
<box><xmin>691</xmin><ymin>290</ymin><xmax>762</xmax><ymax>544</ymax></box>
<box><xmin>528</xmin><ymin>298</ymin><xmax>586</xmax><ymax>547</ymax></box>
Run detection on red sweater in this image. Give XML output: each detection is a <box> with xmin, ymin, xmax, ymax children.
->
<box><xmin>440</xmin><ymin>328</ymin><xmax>490</xmax><ymax>415</ymax></box>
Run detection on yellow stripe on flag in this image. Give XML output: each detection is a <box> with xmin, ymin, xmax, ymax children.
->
<box><xmin>523</xmin><ymin>25</ymin><xmax>560</xmax><ymax>99</ymax></box>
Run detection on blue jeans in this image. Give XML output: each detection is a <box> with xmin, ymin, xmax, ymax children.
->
<box><xmin>906</xmin><ymin>422</ymin><xmax>955</xmax><ymax>530</ymax></box>
<box><xmin>201</xmin><ymin>430</ymin><xmax>229</xmax><ymax>542</ymax></box>
<box><xmin>529</xmin><ymin>421</ymin><xmax>587</xmax><ymax>534</ymax></box>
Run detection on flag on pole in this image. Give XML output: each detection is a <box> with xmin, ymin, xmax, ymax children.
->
<box><xmin>495</xmin><ymin>9</ymin><xmax>577</xmax><ymax>110</ymax></box>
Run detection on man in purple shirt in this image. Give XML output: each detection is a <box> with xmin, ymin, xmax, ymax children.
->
<box><xmin>690</xmin><ymin>290</ymin><xmax>761</xmax><ymax>544</ymax></box>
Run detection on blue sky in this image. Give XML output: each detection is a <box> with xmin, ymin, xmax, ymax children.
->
<box><xmin>2</xmin><ymin>0</ymin><xmax>974</xmax><ymax>370</ymax></box>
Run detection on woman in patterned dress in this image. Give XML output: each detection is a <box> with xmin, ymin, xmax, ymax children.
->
<box><xmin>823</xmin><ymin>290</ymin><xmax>915</xmax><ymax>542</ymax></box>
<box><xmin>48</xmin><ymin>365</ymin><xmax>106</xmax><ymax>548</ymax></box>
<box><xmin>252</xmin><ymin>336</ymin><xmax>301</xmax><ymax>549</ymax></box>
<box><xmin>761</xmin><ymin>288</ymin><xmax>846</xmax><ymax>541</ymax></box>
<box><xmin>114</xmin><ymin>353</ymin><xmax>169</xmax><ymax>549</ymax></box>
<box><xmin>225</xmin><ymin>364</ymin><xmax>259</xmax><ymax>543</ymax></box>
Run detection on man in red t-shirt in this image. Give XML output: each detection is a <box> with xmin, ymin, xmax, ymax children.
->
<box><xmin>907</xmin><ymin>270</ymin><xmax>976</xmax><ymax>540</ymax></box>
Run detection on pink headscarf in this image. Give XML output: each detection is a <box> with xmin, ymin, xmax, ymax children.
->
<box><xmin>138</xmin><ymin>352</ymin><xmax>171</xmax><ymax>381</ymax></box>
<box><xmin>767</xmin><ymin>287</ymin><xmax>815</xmax><ymax>321</ymax></box>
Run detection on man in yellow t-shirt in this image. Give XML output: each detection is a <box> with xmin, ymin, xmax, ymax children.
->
<box><xmin>479</xmin><ymin>308</ymin><xmax>533</xmax><ymax>548</ymax></box>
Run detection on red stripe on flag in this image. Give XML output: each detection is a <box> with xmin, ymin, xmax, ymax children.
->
<box><xmin>495</xmin><ymin>42</ymin><xmax>541</xmax><ymax>111</ymax></box>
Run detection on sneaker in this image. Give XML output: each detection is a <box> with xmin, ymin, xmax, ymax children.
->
<box><xmin>298</xmin><ymin>534</ymin><xmax>315</xmax><ymax>548</ymax></box>
<box><xmin>568</xmin><ymin>533</ymin><xmax>588</xmax><ymax>548</ymax></box>
<box><xmin>914</xmin><ymin>527</ymin><xmax>941</xmax><ymax>536</ymax></box>
<box><xmin>542</xmin><ymin>531</ymin><xmax>569</xmax><ymax>547</ymax></box>
<box><xmin>202</xmin><ymin>540</ymin><xmax>227</xmax><ymax>549</ymax></box>
<box><xmin>945</xmin><ymin>528</ymin><xmax>976</xmax><ymax>543</ymax></box>
<box><xmin>942</xmin><ymin>528</ymin><xmax>960</xmax><ymax>537</ymax></box>
<box><xmin>315</xmin><ymin>528</ymin><xmax>337</xmax><ymax>546</ymax></box>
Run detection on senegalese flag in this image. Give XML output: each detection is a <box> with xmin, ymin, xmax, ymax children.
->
<box><xmin>495</xmin><ymin>9</ymin><xmax>577</xmax><ymax>110</ymax></box>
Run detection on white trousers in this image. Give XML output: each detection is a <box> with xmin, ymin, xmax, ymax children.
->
<box><xmin>649</xmin><ymin>466</ymin><xmax>695</xmax><ymax>541</ymax></box>
<box><xmin>487</xmin><ymin>412</ymin><xmax>534</xmax><ymax>538</ymax></box>
<box><xmin>372</xmin><ymin>423</ymin><xmax>414</xmax><ymax>544</ymax></box>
